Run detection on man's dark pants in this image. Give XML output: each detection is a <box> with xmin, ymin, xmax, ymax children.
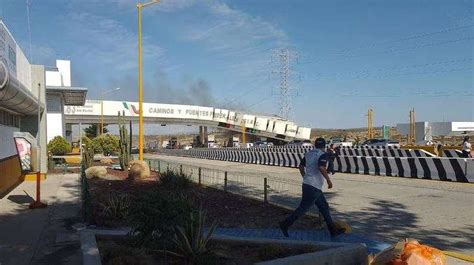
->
<box><xmin>328</xmin><ymin>160</ymin><xmax>335</xmax><ymax>174</ymax></box>
<box><xmin>282</xmin><ymin>184</ymin><xmax>335</xmax><ymax>230</ymax></box>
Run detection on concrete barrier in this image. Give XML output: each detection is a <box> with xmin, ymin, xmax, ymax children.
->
<box><xmin>464</xmin><ymin>159</ymin><xmax>474</xmax><ymax>182</ymax></box>
<box><xmin>337</xmin><ymin>147</ymin><xmax>434</xmax><ymax>158</ymax></box>
<box><xmin>443</xmin><ymin>149</ymin><xmax>463</xmax><ymax>158</ymax></box>
<box><xmin>156</xmin><ymin>148</ymin><xmax>473</xmax><ymax>183</ymax></box>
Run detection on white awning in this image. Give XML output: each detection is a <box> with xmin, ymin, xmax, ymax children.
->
<box><xmin>46</xmin><ymin>86</ymin><xmax>87</xmax><ymax>106</ymax></box>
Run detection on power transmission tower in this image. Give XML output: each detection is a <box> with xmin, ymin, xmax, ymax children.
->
<box><xmin>272</xmin><ymin>48</ymin><xmax>298</xmax><ymax>119</ymax></box>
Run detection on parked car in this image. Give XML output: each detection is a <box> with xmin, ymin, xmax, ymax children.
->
<box><xmin>254</xmin><ymin>141</ymin><xmax>273</xmax><ymax>147</ymax></box>
<box><xmin>131</xmin><ymin>146</ymin><xmax>138</xmax><ymax>154</ymax></box>
<box><xmin>328</xmin><ymin>138</ymin><xmax>353</xmax><ymax>147</ymax></box>
<box><xmin>182</xmin><ymin>145</ymin><xmax>192</xmax><ymax>150</ymax></box>
<box><xmin>361</xmin><ymin>139</ymin><xmax>400</xmax><ymax>148</ymax></box>
<box><xmin>233</xmin><ymin>142</ymin><xmax>255</xmax><ymax>148</ymax></box>
<box><xmin>208</xmin><ymin>142</ymin><xmax>221</xmax><ymax>148</ymax></box>
<box><xmin>287</xmin><ymin>140</ymin><xmax>312</xmax><ymax>147</ymax></box>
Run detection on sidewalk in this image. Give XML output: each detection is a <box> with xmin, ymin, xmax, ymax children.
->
<box><xmin>212</xmin><ymin>228</ymin><xmax>473</xmax><ymax>264</ymax></box>
<box><xmin>0</xmin><ymin>173</ymin><xmax>82</xmax><ymax>265</ymax></box>
<box><xmin>212</xmin><ymin>227</ymin><xmax>391</xmax><ymax>254</ymax></box>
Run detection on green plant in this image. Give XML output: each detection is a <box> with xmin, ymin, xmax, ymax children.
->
<box><xmin>81</xmin><ymin>136</ymin><xmax>93</xmax><ymax>148</ymax></box>
<box><xmin>84</xmin><ymin>124</ymin><xmax>108</xmax><ymax>138</ymax></box>
<box><xmin>128</xmin><ymin>191</ymin><xmax>194</xmax><ymax>247</ymax></box>
<box><xmin>118</xmin><ymin>111</ymin><xmax>130</xmax><ymax>171</ymax></box>
<box><xmin>92</xmin><ymin>134</ymin><xmax>120</xmax><ymax>156</ymax></box>
<box><xmin>171</xmin><ymin>208</ymin><xmax>217</xmax><ymax>263</ymax></box>
<box><xmin>160</xmin><ymin>170</ymin><xmax>192</xmax><ymax>190</ymax></box>
<box><xmin>101</xmin><ymin>194</ymin><xmax>131</xmax><ymax>220</ymax></box>
<box><xmin>47</xmin><ymin>136</ymin><xmax>71</xmax><ymax>155</ymax></box>
<box><xmin>82</xmin><ymin>136</ymin><xmax>95</xmax><ymax>169</ymax></box>
<box><xmin>81</xmin><ymin>163</ymin><xmax>92</xmax><ymax>223</ymax></box>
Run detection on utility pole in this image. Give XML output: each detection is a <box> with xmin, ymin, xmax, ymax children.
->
<box><xmin>367</xmin><ymin>108</ymin><xmax>374</xmax><ymax>139</ymax></box>
<box><xmin>409</xmin><ymin>108</ymin><xmax>416</xmax><ymax>145</ymax></box>
<box><xmin>137</xmin><ymin>0</ymin><xmax>160</xmax><ymax>160</ymax></box>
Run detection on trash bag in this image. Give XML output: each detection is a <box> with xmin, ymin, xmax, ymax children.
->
<box><xmin>371</xmin><ymin>239</ymin><xmax>446</xmax><ymax>265</ymax></box>
<box><xmin>400</xmin><ymin>240</ymin><xmax>446</xmax><ymax>265</ymax></box>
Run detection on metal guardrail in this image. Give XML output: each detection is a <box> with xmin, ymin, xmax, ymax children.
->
<box><xmin>143</xmin><ymin>158</ymin><xmax>323</xmax><ymax>220</ymax></box>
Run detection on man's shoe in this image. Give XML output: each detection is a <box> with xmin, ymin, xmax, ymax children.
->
<box><xmin>329</xmin><ymin>227</ymin><xmax>346</xmax><ymax>238</ymax></box>
<box><xmin>279</xmin><ymin>221</ymin><xmax>289</xmax><ymax>237</ymax></box>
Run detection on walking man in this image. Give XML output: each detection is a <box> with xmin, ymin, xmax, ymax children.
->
<box><xmin>279</xmin><ymin>138</ymin><xmax>345</xmax><ymax>238</ymax></box>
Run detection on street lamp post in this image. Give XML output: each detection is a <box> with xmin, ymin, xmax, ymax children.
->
<box><xmin>101</xmin><ymin>87</ymin><xmax>121</xmax><ymax>135</ymax></box>
<box><xmin>137</xmin><ymin>0</ymin><xmax>159</xmax><ymax>161</ymax></box>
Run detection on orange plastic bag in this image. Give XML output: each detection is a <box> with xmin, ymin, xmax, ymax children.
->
<box><xmin>371</xmin><ymin>239</ymin><xmax>446</xmax><ymax>265</ymax></box>
<box><xmin>398</xmin><ymin>240</ymin><xmax>446</xmax><ymax>265</ymax></box>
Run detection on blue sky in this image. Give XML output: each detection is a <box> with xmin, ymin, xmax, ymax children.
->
<box><xmin>1</xmin><ymin>0</ymin><xmax>472</xmax><ymax>129</ymax></box>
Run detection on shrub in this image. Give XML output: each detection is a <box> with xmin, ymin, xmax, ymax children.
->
<box><xmin>47</xmin><ymin>136</ymin><xmax>71</xmax><ymax>155</ymax></box>
<box><xmin>85</xmin><ymin>166</ymin><xmax>107</xmax><ymax>179</ymax></box>
<box><xmin>101</xmin><ymin>194</ymin><xmax>131</xmax><ymax>220</ymax></box>
<box><xmin>127</xmin><ymin>160</ymin><xmax>151</xmax><ymax>180</ymax></box>
<box><xmin>92</xmin><ymin>134</ymin><xmax>120</xmax><ymax>156</ymax></box>
<box><xmin>160</xmin><ymin>170</ymin><xmax>192</xmax><ymax>190</ymax></box>
<box><xmin>128</xmin><ymin>191</ymin><xmax>194</xmax><ymax>248</ymax></box>
<box><xmin>172</xmin><ymin>208</ymin><xmax>217</xmax><ymax>263</ymax></box>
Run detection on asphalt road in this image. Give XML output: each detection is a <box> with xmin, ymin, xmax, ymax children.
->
<box><xmin>146</xmin><ymin>154</ymin><xmax>474</xmax><ymax>255</ymax></box>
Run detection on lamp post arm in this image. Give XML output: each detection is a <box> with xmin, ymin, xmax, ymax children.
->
<box><xmin>141</xmin><ymin>0</ymin><xmax>160</xmax><ymax>8</ymax></box>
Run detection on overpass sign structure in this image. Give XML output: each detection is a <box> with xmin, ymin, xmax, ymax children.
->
<box><xmin>64</xmin><ymin>100</ymin><xmax>311</xmax><ymax>141</ymax></box>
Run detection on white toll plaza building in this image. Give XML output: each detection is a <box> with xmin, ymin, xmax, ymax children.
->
<box><xmin>45</xmin><ymin>60</ymin><xmax>87</xmax><ymax>143</ymax></box>
<box><xmin>0</xmin><ymin>20</ymin><xmax>86</xmax><ymax>196</ymax></box>
<box><xmin>397</xmin><ymin>121</ymin><xmax>474</xmax><ymax>144</ymax></box>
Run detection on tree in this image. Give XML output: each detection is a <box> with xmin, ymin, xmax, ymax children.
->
<box><xmin>92</xmin><ymin>134</ymin><xmax>119</xmax><ymax>156</ymax></box>
<box><xmin>47</xmin><ymin>136</ymin><xmax>71</xmax><ymax>155</ymax></box>
<box><xmin>84</xmin><ymin>124</ymin><xmax>108</xmax><ymax>139</ymax></box>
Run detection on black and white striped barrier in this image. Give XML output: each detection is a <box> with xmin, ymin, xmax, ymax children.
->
<box><xmin>336</xmin><ymin>148</ymin><xmax>434</xmax><ymax>158</ymax></box>
<box><xmin>156</xmin><ymin>148</ymin><xmax>473</xmax><ymax>183</ymax></box>
<box><xmin>334</xmin><ymin>156</ymin><xmax>472</xmax><ymax>182</ymax></box>
<box><xmin>443</xmin><ymin>149</ymin><xmax>463</xmax><ymax>158</ymax></box>
<box><xmin>161</xmin><ymin>148</ymin><xmax>305</xmax><ymax>168</ymax></box>
<box><xmin>344</xmin><ymin>145</ymin><xmax>400</xmax><ymax>149</ymax></box>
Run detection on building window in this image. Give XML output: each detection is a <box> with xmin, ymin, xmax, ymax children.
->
<box><xmin>0</xmin><ymin>109</ymin><xmax>20</xmax><ymax>128</ymax></box>
<box><xmin>8</xmin><ymin>45</ymin><xmax>16</xmax><ymax>67</ymax></box>
<box><xmin>46</xmin><ymin>94</ymin><xmax>62</xmax><ymax>112</ymax></box>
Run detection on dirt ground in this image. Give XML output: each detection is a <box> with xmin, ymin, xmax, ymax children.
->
<box><xmin>88</xmin><ymin>174</ymin><xmax>322</xmax><ymax>230</ymax></box>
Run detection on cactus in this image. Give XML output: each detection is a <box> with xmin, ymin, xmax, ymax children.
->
<box><xmin>118</xmin><ymin>111</ymin><xmax>130</xmax><ymax>171</ymax></box>
<box><xmin>82</xmin><ymin>144</ymin><xmax>94</xmax><ymax>169</ymax></box>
